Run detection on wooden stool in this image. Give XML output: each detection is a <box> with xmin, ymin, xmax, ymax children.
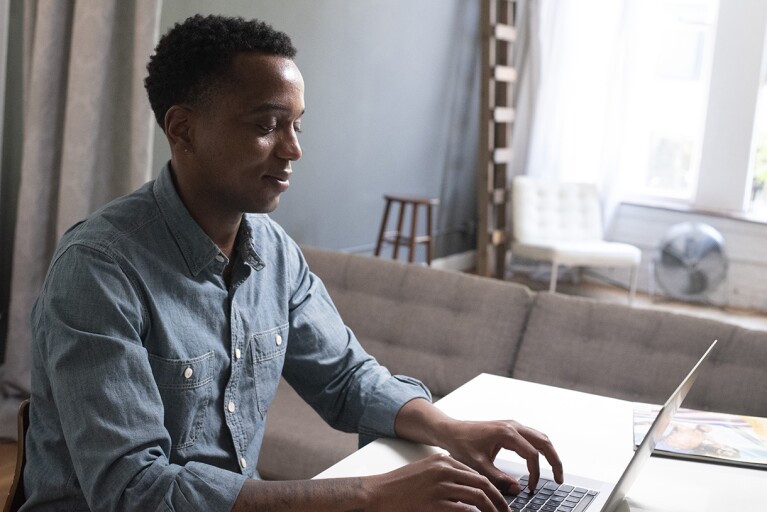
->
<box><xmin>374</xmin><ymin>194</ymin><xmax>439</xmax><ymax>264</ymax></box>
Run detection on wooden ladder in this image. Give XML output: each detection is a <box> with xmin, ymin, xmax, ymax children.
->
<box><xmin>477</xmin><ymin>0</ymin><xmax>518</xmax><ymax>278</ymax></box>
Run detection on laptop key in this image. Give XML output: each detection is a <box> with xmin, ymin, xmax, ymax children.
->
<box><xmin>570</xmin><ymin>494</ymin><xmax>595</xmax><ymax>512</ymax></box>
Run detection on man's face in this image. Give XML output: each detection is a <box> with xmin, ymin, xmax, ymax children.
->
<box><xmin>184</xmin><ymin>53</ymin><xmax>305</xmax><ymax>215</ymax></box>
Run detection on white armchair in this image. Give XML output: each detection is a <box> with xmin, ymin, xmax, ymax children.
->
<box><xmin>510</xmin><ymin>176</ymin><xmax>641</xmax><ymax>303</ymax></box>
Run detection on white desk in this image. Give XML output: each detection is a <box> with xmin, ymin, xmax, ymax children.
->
<box><xmin>316</xmin><ymin>373</ymin><xmax>765</xmax><ymax>511</ymax></box>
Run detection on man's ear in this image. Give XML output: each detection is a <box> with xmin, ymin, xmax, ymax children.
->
<box><xmin>164</xmin><ymin>105</ymin><xmax>194</xmax><ymax>155</ymax></box>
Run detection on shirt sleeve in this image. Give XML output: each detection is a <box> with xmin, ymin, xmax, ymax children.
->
<box><xmin>31</xmin><ymin>243</ymin><xmax>246</xmax><ymax>512</ymax></box>
<box><xmin>280</xmin><ymin>241</ymin><xmax>432</xmax><ymax>440</ymax></box>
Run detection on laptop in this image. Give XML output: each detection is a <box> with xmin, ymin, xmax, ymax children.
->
<box><xmin>497</xmin><ymin>339</ymin><xmax>719</xmax><ymax>512</ymax></box>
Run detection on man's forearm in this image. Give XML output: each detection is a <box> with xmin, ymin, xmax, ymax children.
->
<box><xmin>232</xmin><ymin>477</ymin><xmax>372</xmax><ymax>512</ymax></box>
<box><xmin>393</xmin><ymin>397</ymin><xmax>457</xmax><ymax>449</ymax></box>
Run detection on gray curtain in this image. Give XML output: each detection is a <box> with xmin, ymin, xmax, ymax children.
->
<box><xmin>0</xmin><ymin>0</ymin><xmax>161</xmax><ymax>439</ymax></box>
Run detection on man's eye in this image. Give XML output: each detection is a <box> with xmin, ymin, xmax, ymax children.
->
<box><xmin>259</xmin><ymin>125</ymin><xmax>276</xmax><ymax>134</ymax></box>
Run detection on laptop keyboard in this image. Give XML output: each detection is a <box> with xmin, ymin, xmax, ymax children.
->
<box><xmin>504</xmin><ymin>475</ymin><xmax>598</xmax><ymax>512</ymax></box>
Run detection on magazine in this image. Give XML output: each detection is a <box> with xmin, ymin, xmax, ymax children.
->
<box><xmin>633</xmin><ymin>405</ymin><xmax>767</xmax><ymax>469</ymax></box>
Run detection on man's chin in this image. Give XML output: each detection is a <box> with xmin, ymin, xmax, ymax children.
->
<box><xmin>248</xmin><ymin>196</ymin><xmax>281</xmax><ymax>215</ymax></box>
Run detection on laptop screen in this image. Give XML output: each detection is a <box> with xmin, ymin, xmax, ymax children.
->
<box><xmin>602</xmin><ymin>339</ymin><xmax>719</xmax><ymax>511</ymax></box>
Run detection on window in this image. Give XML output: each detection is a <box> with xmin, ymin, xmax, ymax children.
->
<box><xmin>749</xmin><ymin>36</ymin><xmax>767</xmax><ymax>218</ymax></box>
<box><xmin>625</xmin><ymin>0</ymin><xmax>718</xmax><ymax>202</ymax></box>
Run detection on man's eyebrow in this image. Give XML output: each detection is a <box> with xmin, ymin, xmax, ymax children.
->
<box><xmin>248</xmin><ymin>103</ymin><xmax>305</xmax><ymax>116</ymax></box>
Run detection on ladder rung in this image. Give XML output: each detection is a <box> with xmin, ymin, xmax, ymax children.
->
<box><xmin>494</xmin><ymin>24</ymin><xmax>517</xmax><ymax>42</ymax></box>
<box><xmin>491</xmin><ymin>188</ymin><xmax>509</xmax><ymax>204</ymax></box>
<box><xmin>493</xmin><ymin>107</ymin><xmax>515</xmax><ymax>123</ymax></box>
<box><xmin>493</xmin><ymin>148</ymin><xmax>512</xmax><ymax>163</ymax></box>
<box><xmin>493</xmin><ymin>65</ymin><xmax>517</xmax><ymax>83</ymax></box>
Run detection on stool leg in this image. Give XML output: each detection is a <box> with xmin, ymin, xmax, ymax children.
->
<box><xmin>408</xmin><ymin>203</ymin><xmax>418</xmax><ymax>263</ymax></box>
<box><xmin>375</xmin><ymin>198</ymin><xmax>392</xmax><ymax>257</ymax></box>
<box><xmin>392</xmin><ymin>201</ymin><xmax>406</xmax><ymax>260</ymax></box>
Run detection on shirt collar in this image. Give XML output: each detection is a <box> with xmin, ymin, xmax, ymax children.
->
<box><xmin>153</xmin><ymin>163</ymin><xmax>226</xmax><ymax>277</ymax></box>
<box><xmin>153</xmin><ymin>164</ymin><xmax>267</xmax><ymax>276</ymax></box>
<box><xmin>237</xmin><ymin>216</ymin><xmax>267</xmax><ymax>272</ymax></box>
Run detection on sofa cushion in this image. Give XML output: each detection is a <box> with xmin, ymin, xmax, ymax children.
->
<box><xmin>258</xmin><ymin>379</ymin><xmax>359</xmax><ymax>480</ymax></box>
<box><xmin>514</xmin><ymin>292</ymin><xmax>767</xmax><ymax>417</ymax></box>
<box><xmin>302</xmin><ymin>246</ymin><xmax>534</xmax><ymax>397</ymax></box>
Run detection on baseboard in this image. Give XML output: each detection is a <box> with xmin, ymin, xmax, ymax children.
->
<box><xmin>431</xmin><ymin>250</ymin><xmax>476</xmax><ymax>272</ymax></box>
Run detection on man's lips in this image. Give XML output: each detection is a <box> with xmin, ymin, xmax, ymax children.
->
<box><xmin>264</xmin><ymin>171</ymin><xmax>291</xmax><ymax>191</ymax></box>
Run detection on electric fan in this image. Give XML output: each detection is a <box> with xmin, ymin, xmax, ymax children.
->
<box><xmin>653</xmin><ymin>222</ymin><xmax>728</xmax><ymax>302</ymax></box>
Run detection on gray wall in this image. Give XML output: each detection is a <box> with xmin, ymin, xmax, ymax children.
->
<box><xmin>154</xmin><ymin>0</ymin><xmax>481</xmax><ymax>260</ymax></box>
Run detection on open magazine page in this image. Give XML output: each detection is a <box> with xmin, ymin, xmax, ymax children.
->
<box><xmin>633</xmin><ymin>405</ymin><xmax>767</xmax><ymax>469</ymax></box>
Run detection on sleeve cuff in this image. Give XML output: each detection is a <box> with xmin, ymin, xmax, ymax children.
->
<box><xmin>357</xmin><ymin>374</ymin><xmax>432</xmax><ymax>440</ymax></box>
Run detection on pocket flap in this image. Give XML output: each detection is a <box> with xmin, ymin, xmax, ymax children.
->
<box><xmin>148</xmin><ymin>351</ymin><xmax>215</xmax><ymax>390</ymax></box>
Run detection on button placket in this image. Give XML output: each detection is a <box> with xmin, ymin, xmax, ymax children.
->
<box><xmin>225</xmin><ymin>305</ymin><xmax>247</xmax><ymax>473</ymax></box>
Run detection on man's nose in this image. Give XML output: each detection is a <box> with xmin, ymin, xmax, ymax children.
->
<box><xmin>276</xmin><ymin>130</ymin><xmax>302</xmax><ymax>161</ymax></box>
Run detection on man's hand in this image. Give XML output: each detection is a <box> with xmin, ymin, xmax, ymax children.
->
<box><xmin>234</xmin><ymin>452</ymin><xmax>511</xmax><ymax>512</ymax></box>
<box><xmin>366</xmin><ymin>453</ymin><xmax>511</xmax><ymax>512</ymax></box>
<box><xmin>439</xmin><ymin>419</ymin><xmax>564</xmax><ymax>495</ymax></box>
<box><xmin>395</xmin><ymin>399</ymin><xmax>564</xmax><ymax>496</ymax></box>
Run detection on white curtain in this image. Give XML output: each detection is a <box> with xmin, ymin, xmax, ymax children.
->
<box><xmin>0</xmin><ymin>0</ymin><xmax>161</xmax><ymax>439</ymax></box>
<box><xmin>510</xmin><ymin>0</ymin><xmax>649</xmax><ymax>229</ymax></box>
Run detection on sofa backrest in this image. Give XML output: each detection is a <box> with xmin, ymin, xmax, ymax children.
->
<box><xmin>301</xmin><ymin>246</ymin><xmax>534</xmax><ymax>398</ymax></box>
<box><xmin>514</xmin><ymin>292</ymin><xmax>767</xmax><ymax>417</ymax></box>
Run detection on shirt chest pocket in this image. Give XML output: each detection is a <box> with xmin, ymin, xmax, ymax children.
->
<box><xmin>247</xmin><ymin>324</ymin><xmax>288</xmax><ymax>417</ymax></box>
<box><xmin>148</xmin><ymin>351</ymin><xmax>215</xmax><ymax>451</ymax></box>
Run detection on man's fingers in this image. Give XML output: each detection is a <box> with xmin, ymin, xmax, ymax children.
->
<box><xmin>515</xmin><ymin>424</ymin><xmax>564</xmax><ymax>484</ymax></box>
<box><xmin>426</xmin><ymin>454</ymin><xmax>510</xmax><ymax>511</ymax></box>
<box><xmin>477</xmin><ymin>459</ymin><xmax>522</xmax><ymax>496</ymax></box>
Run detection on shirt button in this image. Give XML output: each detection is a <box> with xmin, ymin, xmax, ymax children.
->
<box><xmin>235</xmin><ymin>348</ymin><xmax>241</xmax><ymax>360</ymax></box>
<box><xmin>215</xmin><ymin>254</ymin><xmax>225</xmax><ymax>263</ymax></box>
<box><xmin>228</xmin><ymin>401</ymin><xmax>236</xmax><ymax>413</ymax></box>
<box><xmin>240</xmin><ymin>457</ymin><xmax>247</xmax><ymax>469</ymax></box>
<box><xmin>275</xmin><ymin>334</ymin><xmax>283</xmax><ymax>346</ymax></box>
<box><xmin>183</xmin><ymin>367</ymin><xmax>193</xmax><ymax>379</ymax></box>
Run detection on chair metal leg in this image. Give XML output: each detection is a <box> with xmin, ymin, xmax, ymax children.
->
<box><xmin>628</xmin><ymin>265</ymin><xmax>638</xmax><ymax>305</ymax></box>
<box><xmin>549</xmin><ymin>264</ymin><xmax>559</xmax><ymax>292</ymax></box>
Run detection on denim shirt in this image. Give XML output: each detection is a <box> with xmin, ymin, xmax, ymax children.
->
<box><xmin>22</xmin><ymin>165</ymin><xmax>431</xmax><ymax>512</ymax></box>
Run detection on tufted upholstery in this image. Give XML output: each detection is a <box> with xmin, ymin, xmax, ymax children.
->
<box><xmin>511</xmin><ymin>176</ymin><xmax>642</xmax><ymax>300</ymax></box>
<box><xmin>300</xmin><ymin>246</ymin><xmax>534</xmax><ymax>398</ymax></box>
<box><xmin>513</xmin><ymin>292</ymin><xmax>767</xmax><ymax>417</ymax></box>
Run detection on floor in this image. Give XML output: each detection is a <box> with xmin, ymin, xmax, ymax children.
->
<box><xmin>0</xmin><ymin>441</ymin><xmax>16</xmax><ymax>504</ymax></box>
<box><xmin>507</xmin><ymin>272</ymin><xmax>767</xmax><ymax>332</ymax></box>
<box><xmin>0</xmin><ymin>275</ymin><xmax>763</xmax><ymax>503</ymax></box>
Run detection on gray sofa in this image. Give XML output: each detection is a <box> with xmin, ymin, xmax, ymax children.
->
<box><xmin>258</xmin><ymin>246</ymin><xmax>767</xmax><ymax>480</ymax></box>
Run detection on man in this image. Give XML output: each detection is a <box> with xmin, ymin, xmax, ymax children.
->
<box><xmin>22</xmin><ymin>15</ymin><xmax>562</xmax><ymax>511</ymax></box>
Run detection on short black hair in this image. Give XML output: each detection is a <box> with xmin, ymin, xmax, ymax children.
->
<box><xmin>145</xmin><ymin>14</ymin><xmax>297</xmax><ymax>129</ymax></box>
